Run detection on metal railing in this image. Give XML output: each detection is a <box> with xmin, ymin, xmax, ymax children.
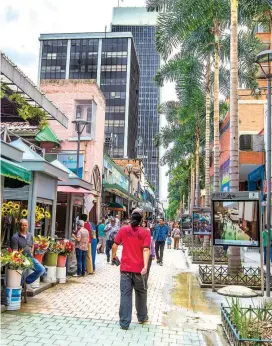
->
<box><xmin>221</xmin><ymin>305</ymin><xmax>272</xmax><ymax>345</ymax></box>
<box><xmin>199</xmin><ymin>265</ymin><xmax>268</xmax><ymax>288</ymax></box>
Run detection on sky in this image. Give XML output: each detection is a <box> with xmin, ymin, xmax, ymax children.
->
<box><xmin>0</xmin><ymin>0</ymin><xmax>146</xmax><ymax>83</ymax></box>
<box><xmin>0</xmin><ymin>0</ymin><xmax>172</xmax><ymax>205</ymax></box>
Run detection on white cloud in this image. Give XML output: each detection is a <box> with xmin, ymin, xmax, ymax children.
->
<box><xmin>0</xmin><ymin>0</ymin><xmax>145</xmax><ymax>83</ymax></box>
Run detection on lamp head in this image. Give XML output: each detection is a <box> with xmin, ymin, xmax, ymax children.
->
<box><xmin>255</xmin><ymin>50</ymin><xmax>272</xmax><ymax>79</ymax></box>
<box><xmin>126</xmin><ymin>163</ymin><xmax>133</xmax><ymax>174</ymax></box>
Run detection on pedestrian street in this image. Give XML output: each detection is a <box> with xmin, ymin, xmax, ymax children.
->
<box><xmin>1</xmin><ymin>248</ymin><xmax>224</xmax><ymax>346</ymax></box>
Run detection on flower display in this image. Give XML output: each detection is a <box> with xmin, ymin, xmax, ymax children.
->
<box><xmin>0</xmin><ymin>249</ymin><xmax>34</xmax><ymax>270</ymax></box>
<box><xmin>34</xmin><ymin>235</ymin><xmax>50</xmax><ymax>255</ymax></box>
<box><xmin>59</xmin><ymin>240</ymin><xmax>75</xmax><ymax>256</ymax></box>
<box><xmin>48</xmin><ymin>239</ymin><xmax>64</xmax><ymax>254</ymax></box>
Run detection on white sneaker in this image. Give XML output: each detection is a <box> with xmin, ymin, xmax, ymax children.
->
<box><xmin>26</xmin><ymin>284</ymin><xmax>34</xmax><ymax>291</ymax></box>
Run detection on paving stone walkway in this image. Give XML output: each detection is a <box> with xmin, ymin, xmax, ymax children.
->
<box><xmin>1</xmin><ymin>248</ymin><xmax>223</xmax><ymax>346</ymax></box>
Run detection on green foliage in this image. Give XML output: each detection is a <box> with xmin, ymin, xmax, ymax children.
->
<box><xmin>1</xmin><ymin>85</ymin><xmax>48</xmax><ymax>129</ymax></box>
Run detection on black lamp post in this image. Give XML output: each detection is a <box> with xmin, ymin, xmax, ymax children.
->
<box><xmin>72</xmin><ymin>120</ymin><xmax>91</xmax><ymax>177</ymax></box>
<box><xmin>256</xmin><ymin>49</ymin><xmax>272</xmax><ymax>298</ymax></box>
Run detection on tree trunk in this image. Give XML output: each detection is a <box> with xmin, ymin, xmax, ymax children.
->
<box><xmin>203</xmin><ymin>59</ymin><xmax>211</xmax><ymax>249</ymax></box>
<box><xmin>228</xmin><ymin>0</ymin><xmax>241</xmax><ymax>274</ymax></box>
<box><xmin>195</xmin><ymin>126</ymin><xmax>200</xmax><ymax>208</ymax></box>
<box><xmin>205</xmin><ymin>58</ymin><xmax>211</xmax><ymax>208</ymax></box>
<box><xmin>190</xmin><ymin>162</ymin><xmax>195</xmax><ymax>213</ymax></box>
<box><xmin>213</xmin><ymin>20</ymin><xmax>220</xmax><ymax>193</ymax></box>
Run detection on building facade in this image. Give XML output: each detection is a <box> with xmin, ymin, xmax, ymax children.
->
<box><xmin>111</xmin><ymin>7</ymin><xmax>160</xmax><ymax>196</ymax></box>
<box><xmin>38</xmin><ymin>32</ymin><xmax>139</xmax><ymax>159</ymax></box>
<box><xmin>39</xmin><ymin>79</ymin><xmax>106</xmax><ymax>223</ymax></box>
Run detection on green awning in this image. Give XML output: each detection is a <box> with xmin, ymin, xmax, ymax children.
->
<box><xmin>103</xmin><ymin>183</ymin><xmax>140</xmax><ymax>203</ymax></box>
<box><xmin>0</xmin><ymin>157</ymin><xmax>31</xmax><ymax>184</ymax></box>
<box><xmin>108</xmin><ymin>202</ymin><xmax>124</xmax><ymax>209</ymax></box>
<box><xmin>35</xmin><ymin>126</ymin><xmax>60</xmax><ymax>144</ymax></box>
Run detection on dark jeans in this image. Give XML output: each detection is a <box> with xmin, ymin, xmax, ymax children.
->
<box><xmin>91</xmin><ymin>238</ymin><xmax>97</xmax><ymax>271</ymax></box>
<box><xmin>22</xmin><ymin>257</ymin><xmax>45</xmax><ymax>285</ymax></box>
<box><xmin>76</xmin><ymin>248</ymin><xmax>87</xmax><ymax>275</ymax></box>
<box><xmin>155</xmin><ymin>241</ymin><xmax>165</xmax><ymax>263</ymax></box>
<box><xmin>106</xmin><ymin>240</ymin><xmax>113</xmax><ymax>258</ymax></box>
<box><xmin>147</xmin><ymin>256</ymin><xmax>152</xmax><ymax>280</ymax></box>
<box><xmin>119</xmin><ymin>271</ymin><xmax>148</xmax><ymax>328</ymax></box>
<box><xmin>264</xmin><ymin>246</ymin><xmax>272</xmax><ymax>265</ymax></box>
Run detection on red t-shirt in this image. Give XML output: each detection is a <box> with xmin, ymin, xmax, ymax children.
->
<box><xmin>84</xmin><ymin>222</ymin><xmax>92</xmax><ymax>242</ymax></box>
<box><xmin>114</xmin><ymin>225</ymin><xmax>151</xmax><ymax>273</ymax></box>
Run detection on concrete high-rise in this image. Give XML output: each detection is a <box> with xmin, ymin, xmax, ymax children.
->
<box><xmin>38</xmin><ymin>32</ymin><xmax>139</xmax><ymax>159</ymax></box>
<box><xmin>111</xmin><ymin>7</ymin><xmax>160</xmax><ymax>196</ymax></box>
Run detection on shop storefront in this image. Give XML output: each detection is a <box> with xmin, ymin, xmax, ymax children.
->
<box><xmin>2</xmin><ymin>138</ymin><xmax>68</xmax><ymax>240</ymax></box>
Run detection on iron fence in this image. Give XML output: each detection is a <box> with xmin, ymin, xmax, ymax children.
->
<box><xmin>221</xmin><ymin>305</ymin><xmax>272</xmax><ymax>346</ymax></box>
<box><xmin>199</xmin><ymin>265</ymin><xmax>269</xmax><ymax>288</ymax></box>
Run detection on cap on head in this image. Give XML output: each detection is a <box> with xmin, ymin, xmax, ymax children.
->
<box><xmin>77</xmin><ymin>220</ymin><xmax>84</xmax><ymax>227</ymax></box>
<box><xmin>111</xmin><ymin>217</ymin><xmax>116</xmax><ymax>222</ymax></box>
<box><xmin>132</xmin><ymin>208</ymin><xmax>144</xmax><ymax>217</ymax></box>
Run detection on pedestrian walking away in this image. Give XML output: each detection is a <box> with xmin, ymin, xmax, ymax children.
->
<box><xmin>111</xmin><ymin>208</ymin><xmax>151</xmax><ymax>330</ymax></box>
<box><xmin>72</xmin><ymin>220</ymin><xmax>89</xmax><ymax>277</ymax></box>
<box><xmin>153</xmin><ymin>218</ymin><xmax>168</xmax><ymax>265</ymax></box>
<box><xmin>11</xmin><ymin>219</ymin><xmax>45</xmax><ymax>290</ymax></box>
<box><xmin>104</xmin><ymin>218</ymin><xmax>119</xmax><ymax>263</ymax></box>
<box><xmin>90</xmin><ymin>220</ymin><xmax>98</xmax><ymax>272</ymax></box>
<box><xmin>97</xmin><ymin>219</ymin><xmax>106</xmax><ymax>254</ymax></box>
<box><xmin>81</xmin><ymin>214</ymin><xmax>93</xmax><ymax>274</ymax></box>
<box><xmin>166</xmin><ymin>233</ymin><xmax>172</xmax><ymax>249</ymax></box>
<box><xmin>172</xmin><ymin>222</ymin><xmax>181</xmax><ymax>250</ymax></box>
<box><xmin>142</xmin><ymin>220</ymin><xmax>155</xmax><ymax>280</ymax></box>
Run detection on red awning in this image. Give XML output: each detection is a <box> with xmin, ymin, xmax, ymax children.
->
<box><xmin>57</xmin><ymin>186</ymin><xmax>93</xmax><ymax>194</ymax></box>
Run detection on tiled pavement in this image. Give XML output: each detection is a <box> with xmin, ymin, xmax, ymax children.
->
<box><xmin>1</xmin><ymin>248</ymin><xmax>223</xmax><ymax>345</ymax></box>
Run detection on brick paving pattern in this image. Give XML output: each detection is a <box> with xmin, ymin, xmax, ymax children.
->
<box><xmin>1</xmin><ymin>248</ymin><xmax>222</xmax><ymax>345</ymax></box>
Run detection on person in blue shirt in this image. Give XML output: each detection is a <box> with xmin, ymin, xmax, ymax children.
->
<box><xmin>153</xmin><ymin>218</ymin><xmax>169</xmax><ymax>266</ymax></box>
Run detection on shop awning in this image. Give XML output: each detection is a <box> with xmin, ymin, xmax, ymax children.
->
<box><xmin>0</xmin><ymin>157</ymin><xmax>31</xmax><ymax>184</ymax></box>
<box><xmin>57</xmin><ymin>186</ymin><xmax>93</xmax><ymax>194</ymax></box>
<box><xmin>107</xmin><ymin>202</ymin><xmax>126</xmax><ymax>211</ymax></box>
<box><xmin>103</xmin><ymin>183</ymin><xmax>140</xmax><ymax>203</ymax></box>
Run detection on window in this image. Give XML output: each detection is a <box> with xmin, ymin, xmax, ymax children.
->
<box><xmin>74</xmin><ymin>101</ymin><xmax>97</xmax><ymax>139</ymax></box>
<box><xmin>239</xmin><ymin>135</ymin><xmax>253</xmax><ymax>151</ymax></box>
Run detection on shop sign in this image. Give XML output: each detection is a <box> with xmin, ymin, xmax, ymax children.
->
<box><xmin>103</xmin><ymin>157</ymin><xmax>129</xmax><ymax>191</ymax></box>
<box><xmin>58</xmin><ymin>153</ymin><xmax>84</xmax><ymax>179</ymax></box>
<box><xmin>220</xmin><ymin>159</ymin><xmax>230</xmax><ymax>192</ymax></box>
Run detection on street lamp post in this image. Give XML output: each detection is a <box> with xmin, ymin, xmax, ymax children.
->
<box><xmin>256</xmin><ymin>50</ymin><xmax>272</xmax><ymax>298</ymax></box>
<box><xmin>72</xmin><ymin>120</ymin><xmax>91</xmax><ymax>177</ymax></box>
<box><xmin>126</xmin><ymin>163</ymin><xmax>134</xmax><ymax>217</ymax></box>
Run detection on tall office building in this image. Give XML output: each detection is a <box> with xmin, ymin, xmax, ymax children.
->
<box><xmin>38</xmin><ymin>32</ymin><xmax>139</xmax><ymax>158</ymax></box>
<box><xmin>112</xmin><ymin>7</ymin><xmax>160</xmax><ymax>196</ymax></box>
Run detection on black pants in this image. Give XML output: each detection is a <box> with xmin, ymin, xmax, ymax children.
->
<box><xmin>147</xmin><ymin>256</ymin><xmax>152</xmax><ymax>280</ymax></box>
<box><xmin>106</xmin><ymin>240</ymin><xmax>113</xmax><ymax>258</ymax></box>
<box><xmin>155</xmin><ymin>241</ymin><xmax>165</xmax><ymax>263</ymax></box>
<box><xmin>119</xmin><ymin>271</ymin><xmax>148</xmax><ymax>328</ymax></box>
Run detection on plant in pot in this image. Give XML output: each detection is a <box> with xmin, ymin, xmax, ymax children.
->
<box><xmin>45</xmin><ymin>240</ymin><xmax>63</xmax><ymax>267</ymax></box>
<box><xmin>0</xmin><ymin>249</ymin><xmax>34</xmax><ymax>287</ymax></box>
<box><xmin>33</xmin><ymin>235</ymin><xmax>50</xmax><ymax>263</ymax></box>
<box><xmin>57</xmin><ymin>240</ymin><xmax>74</xmax><ymax>267</ymax></box>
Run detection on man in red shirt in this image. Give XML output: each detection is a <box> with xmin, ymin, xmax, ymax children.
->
<box><xmin>112</xmin><ymin>208</ymin><xmax>150</xmax><ymax>330</ymax></box>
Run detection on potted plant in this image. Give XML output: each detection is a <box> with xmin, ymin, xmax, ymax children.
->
<box><xmin>0</xmin><ymin>249</ymin><xmax>33</xmax><ymax>287</ymax></box>
<box><xmin>33</xmin><ymin>235</ymin><xmax>50</xmax><ymax>263</ymax></box>
<box><xmin>57</xmin><ymin>240</ymin><xmax>74</xmax><ymax>267</ymax></box>
<box><xmin>45</xmin><ymin>240</ymin><xmax>63</xmax><ymax>266</ymax></box>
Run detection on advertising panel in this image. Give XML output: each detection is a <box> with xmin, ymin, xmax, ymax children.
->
<box><xmin>180</xmin><ymin>214</ymin><xmax>192</xmax><ymax>234</ymax></box>
<box><xmin>193</xmin><ymin>208</ymin><xmax>211</xmax><ymax>236</ymax></box>
<box><xmin>212</xmin><ymin>192</ymin><xmax>260</xmax><ymax>247</ymax></box>
<box><xmin>58</xmin><ymin>153</ymin><xmax>84</xmax><ymax>179</ymax></box>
